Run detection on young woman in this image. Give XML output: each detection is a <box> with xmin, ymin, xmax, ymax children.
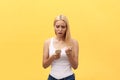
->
<box><xmin>42</xmin><ymin>15</ymin><xmax>79</xmax><ymax>80</ymax></box>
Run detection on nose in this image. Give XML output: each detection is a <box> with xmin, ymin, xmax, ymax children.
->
<box><xmin>59</xmin><ymin>26</ymin><xmax>62</xmax><ymax>31</ymax></box>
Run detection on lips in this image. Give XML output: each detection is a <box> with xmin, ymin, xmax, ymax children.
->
<box><xmin>58</xmin><ymin>33</ymin><xmax>62</xmax><ymax>35</ymax></box>
<box><xmin>58</xmin><ymin>32</ymin><xmax>62</xmax><ymax>34</ymax></box>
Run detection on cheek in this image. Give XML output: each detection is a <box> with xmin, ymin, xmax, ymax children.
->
<box><xmin>63</xmin><ymin>28</ymin><xmax>67</xmax><ymax>33</ymax></box>
<box><xmin>54</xmin><ymin>27</ymin><xmax>58</xmax><ymax>32</ymax></box>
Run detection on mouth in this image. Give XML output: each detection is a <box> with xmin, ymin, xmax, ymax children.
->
<box><xmin>58</xmin><ymin>33</ymin><xmax>62</xmax><ymax>34</ymax></box>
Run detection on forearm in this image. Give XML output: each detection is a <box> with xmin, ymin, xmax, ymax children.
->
<box><xmin>68</xmin><ymin>56</ymin><xmax>78</xmax><ymax>69</ymax></box>
<box><xmin>43</xmin><ymin>55</ymin><xmax>54</xmax><ymax>68</ymax></box>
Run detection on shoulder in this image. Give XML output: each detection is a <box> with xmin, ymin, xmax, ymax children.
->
<box><xmin>71</xmin><ymin>38</ymin><xmax>78</xmax><ymax>45</ymax></box>
<box><xmin>44</xmin><ymin>38</ymin><xmax>52</xmax><ymax>46</ymax></box>
<box><xmin>70</xmin><ymin>38</ymin><xmax>79</xmax><ymax>48</ymax></box>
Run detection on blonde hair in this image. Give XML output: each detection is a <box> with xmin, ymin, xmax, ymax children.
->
<box><xmin>54</xmin><ymin>15</ymin><xmax>71</xmax><ymax>45</ymax></box>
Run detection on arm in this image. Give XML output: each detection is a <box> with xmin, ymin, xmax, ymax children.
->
<box><xmin>42</xmin><ymin>39</ymin><xmax>61</xmax><ymax>68</ymax></box>
<box><xmin>66</xmin><ymin>39</ymin><xmax>79</xmax><ymax>69</ymax></box>
<box><xmin>42</xmin><ymin>39</ymin><xmax>54</xmax><ymax>68</ymax></box>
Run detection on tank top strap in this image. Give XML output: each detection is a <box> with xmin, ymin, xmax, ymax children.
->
<box><xmin>49</xmin><ymin>37</ymin><xmax>54</xmax><ymax>49</ymax></box>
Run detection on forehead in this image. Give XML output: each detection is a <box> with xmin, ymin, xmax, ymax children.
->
<box><xmin>55</xmin><ymin>20</ymin><xmax>66</xmax><ymax>25</ymax></box>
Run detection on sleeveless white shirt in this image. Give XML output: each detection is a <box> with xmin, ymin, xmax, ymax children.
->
<box><xmin>49</xmin><ymin>37</ymin><xmax>73</xmax><ymax>79</ymax></box>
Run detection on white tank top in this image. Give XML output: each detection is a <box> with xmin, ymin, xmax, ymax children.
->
<box><xmin>49</xmin><ymin>37</ymin><xmax>73</xmax><ymax>79</ymax></box>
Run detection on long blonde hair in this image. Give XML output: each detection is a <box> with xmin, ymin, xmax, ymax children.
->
<box><xmin>53</xmin><ymin>15</ymin><xmax>71</xmax><ymax>45</ymax></box>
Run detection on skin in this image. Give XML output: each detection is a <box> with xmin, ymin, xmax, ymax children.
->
<box><xmin>42</xmin><ymin>20</ymin><xmax>79</xmax><ymax>69</ymax></box>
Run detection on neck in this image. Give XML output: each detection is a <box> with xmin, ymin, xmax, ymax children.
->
<box><xmin>55</xmin><ymin>36</ymin><xmax>65</xmax><ymax>41</ymax></box>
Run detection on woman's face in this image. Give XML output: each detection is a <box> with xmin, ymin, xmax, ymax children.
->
<box><xmin>54</xmin><ymin>20</ymin><xmax>67</xmax><ymax>38</ymax></box>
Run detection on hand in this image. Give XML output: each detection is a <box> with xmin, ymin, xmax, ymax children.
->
<box><xmin>65</xmin><ymin>46</ymin><xmax>72</xmax><ymax>57</ymax></box>
<box><xmin>53</xmin><ymin>50</ymin><xmax>61</xmax><ymax>60</ymax></box>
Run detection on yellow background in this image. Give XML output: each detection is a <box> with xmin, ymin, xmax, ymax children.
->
<box><xmin>0</xmin><ymin>0</ymin><xmax>120</xmax><ymax>80</ymax></box>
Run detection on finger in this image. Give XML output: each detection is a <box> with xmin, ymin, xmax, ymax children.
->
<box><xmin>68</xmin><ymin>47</ymin><xmax>72</xmax><ymax>51</ymax></box>
<box><xmin>66</xmin><ymin>52</ymin><xmax>70</xmax><ymax>55</ymax></box>
<box><xmin>53</xmin><ymin>55</ymin><xmax>57</xmax><ymax>59</ymax></box>
<box><xmin>56</xmin><ymin>53</ymin><xmax>60</xmax><ymax>56</ymax></box>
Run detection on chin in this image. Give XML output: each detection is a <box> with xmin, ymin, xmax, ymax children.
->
<box><xmin>58</xmin><ymin>35</ymin><xmax>62</xmax><ymax>37</ymax></box>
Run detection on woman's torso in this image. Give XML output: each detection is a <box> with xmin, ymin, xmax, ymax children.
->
<box><xmin>49</xmin><ymin>37</ymin><xmax>73</xmax><ymax>79</ymax></box>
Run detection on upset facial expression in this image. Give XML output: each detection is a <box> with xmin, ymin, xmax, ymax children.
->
<box><xmin>54</xmin><ymin>20</ymin><xmax>67</xmax><ymax>38</ymax></box>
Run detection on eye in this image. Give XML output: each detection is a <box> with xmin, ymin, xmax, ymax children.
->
<box><xmin>61</xmin><ymin>26</ymin><xmax>66</xmax><ymax>28</ymax></box>
<box><xmin>55</xmin><ymin>25</ymin><xmax>60</xmax><ymax>28</ymax></box>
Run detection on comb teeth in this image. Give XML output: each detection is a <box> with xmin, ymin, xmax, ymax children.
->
<box><xmin>55</xmin><ymin>50</ymin><xmax>61</xmax><ymax>54</ymax></box>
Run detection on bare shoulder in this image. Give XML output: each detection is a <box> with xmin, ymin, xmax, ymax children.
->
<box><xmin>44</xmin><ymin>38</ymin><xmax>51</xmax><ymax>46</ymax></box>
<box><xmin>71</xmin><ymin>38</ymin><xmax>79</xmax><ymax>46</ymax></box>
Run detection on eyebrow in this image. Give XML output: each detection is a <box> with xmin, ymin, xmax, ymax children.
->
<box><xmin>56</xmin><ymin>25</ymin><xmax>66</xmax><ymax>26</ymax></box>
